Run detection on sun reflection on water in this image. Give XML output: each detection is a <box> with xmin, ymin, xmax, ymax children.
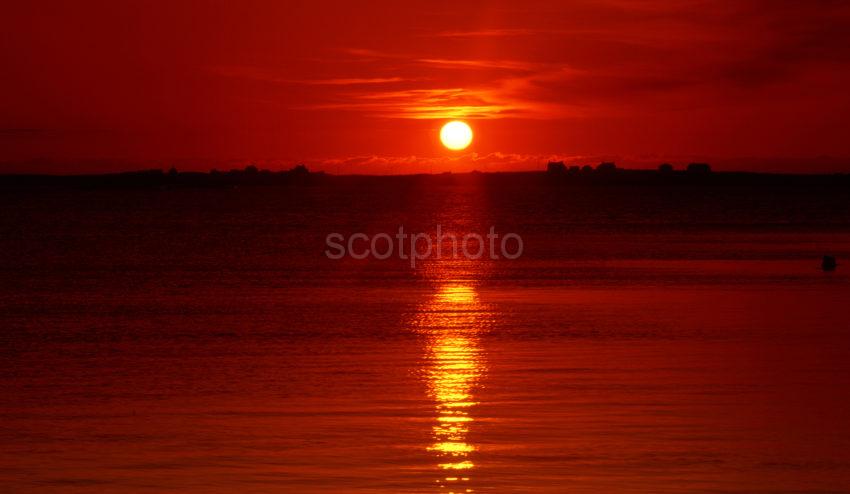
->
<box><xmin>415</xmin><ymin>282</ymin><xmax>489</xmax><ymax>492</ymax></box>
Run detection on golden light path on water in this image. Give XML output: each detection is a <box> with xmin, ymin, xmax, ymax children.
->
<box><xmin>415</xmin><ymin>282</ymin><xmax>489</xmax><ymax>493</ymax></box>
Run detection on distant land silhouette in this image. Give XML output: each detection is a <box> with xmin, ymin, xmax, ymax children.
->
<box><xmin>1</xmin><ymin>162</ymin><xmax>850</xmax><ymax>189</ymax></box>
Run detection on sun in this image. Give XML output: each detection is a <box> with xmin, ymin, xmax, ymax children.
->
<box><xmin>440</xmin><ymin>121</ymin><xmax>473</xmax><ymax>151</ymax></box>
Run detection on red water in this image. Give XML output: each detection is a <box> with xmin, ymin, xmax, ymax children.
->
<box><xmin>1</xmin><ymin>179</ymin><xmax>849</xmax><ymax>492</ymax></box>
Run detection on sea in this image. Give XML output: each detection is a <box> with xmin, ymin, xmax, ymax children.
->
<box><xmin>1</xmin><ymin>174</ymin><xmax>849</xmax><ymax>493</ymax></box>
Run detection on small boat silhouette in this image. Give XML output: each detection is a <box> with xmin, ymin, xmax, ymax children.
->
<box><xmin>822</xmin><ymin>255</ymin><xmax>837</xmax><ymax>271</ymax></box>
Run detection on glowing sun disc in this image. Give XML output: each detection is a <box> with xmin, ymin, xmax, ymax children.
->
<box><xmin>440</xmin><ymin>121</ymin><xmax>473</xmax><ymax>150</ymax></box>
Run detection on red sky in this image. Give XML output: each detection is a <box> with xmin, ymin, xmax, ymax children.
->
<box><xmin>3</xmin><ymin>0</ymin><xmax>850</xmax><ymax>174</ymax></box>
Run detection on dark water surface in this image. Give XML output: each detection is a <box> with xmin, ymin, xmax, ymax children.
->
<box><xmin>1</xmin><ymin>176</ymin><xmax>850</xmax><ymax>492</ymax></box>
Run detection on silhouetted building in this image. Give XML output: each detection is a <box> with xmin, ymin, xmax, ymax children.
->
<box><xmin>244</xmin><ymin>165</ymin><xmax>259</xmax><ymax>175</ymax></box>
<box><xmin>547</xmin><ymin>161</ymin><xmax>566</xmax><ymax>175</ymax></box>
<box><xmin>823</xmin><ymin>255</ymin><xmax>837</xmax><ymax>271</ymax></box>
<box><xmin>658</xmin><ymin>163</ymin><xmax>674</xmax><ymax>173</ymax></box>
<box><xmin>687</xmin><ymin>162</ymin><xmax>712</xmax><ymax>174</ymax></box>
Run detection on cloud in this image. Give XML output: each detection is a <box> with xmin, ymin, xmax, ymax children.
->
<box><xmin>416</xmin><ymin>58</ymin><xmax>539</xmax><ymax>71</ymax></box>
<box><xmin>211</xmin><ymin>57</ymin><xmax>579</xmax><ymax>119</ymax></box>
<box><xmin>281</xmin><ymin>48</ymin><xmax>584</xmax><ymax>119</ymax></box>
<box><xmin>300</xmin><ymin>72</ymin><xmax>582</xmax><ymax>119</ymax></box>
<box><xmin>715</xmin><ymin>1</ymin><xmax>850</xmax><ymax>88</ymax></box>
<box><xmin>302</xmin><ymin>88</ymin><xmax>516</xmax><ymax>119</ymax></box>
<box><xmin>301</xmin><ymin>77</ymin><xmax>408</xmax><ymax>85</ymax></box>
<box><xmin>340</xmin><ymin>48</ymin><xmax>393</xmax><ymax>59</ymax></box>
<box><xmin>430</xmin><ymin>28</ymin><xmax>551</xmax><ymax>38</ymax></box>
<box><xmin>309</xmin><ymin>152</ymin><xmax>764</xmax><ymax>174</ymax></box>
<box><xmin>210</xmin><ymin>66</ymin><xmax>411</xmax><ymax>85</ymax></box>
<box><xmin>215</xmin><ymin>1</ymin><xmax>850</xmax><ymax>124</ymax></box>
<box><xmin>313</xmin><ymin>152</ymin><xmax>589</xmax><ymax>173</ymax></box>
<box><xmin>312</xmin><ymin>152</ymin><xmax>850</xmax><ymax>175</ymax></box>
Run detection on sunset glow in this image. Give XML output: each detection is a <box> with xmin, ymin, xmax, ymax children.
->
<box><xmin>2</xmin><ymin>2</ymin><xmax>850</xmax><ymax>173</ymax></box>
<box><xmin>4</xmin><ymin>3</ymin><xmax>850</xmax><ymax>493</ymax></box>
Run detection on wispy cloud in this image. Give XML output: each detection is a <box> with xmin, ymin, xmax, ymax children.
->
<box><xmin>303</xmin><ymin>87</ymin><xmax>513</xmax><ymax>119</ymax></box>
<box><xmin>282</xmin><ymin>48</ymin><xmax>583</xmax><ymax>119</ymax></box>
<box><xmin>301</xmin><ymin>70</ymin><xmax>581</xmax><ymax>120</ymax></box>
<box><xmin>212</xmin><ymin>0</ymin><xmax>850</xmax><ymax>125</ymax></box>
<box><xmin>210</xmin><ymin>66</ymin><xmax>412</xmax><ymax>85</ymax></box>
<box><xmin>340</xmin><ymin>48</ymin><xmax>541</xmax><ymax>72</ymax></box>
<box><xmin>310</xmin><ymin>152</ymin><xmax>850</xmax><ymax>175</ymax></box>
<box><xmin>311</xmin><ymin>151</ymin><xmax>732</xmax><ymax>174</ymax></box>
<box><xmin>416</xmin><ymin>58</ymin><xmax>538</xmax><ymax>71</ymax></box>
<box><xmin>302</xmin><ymin>77</ymin><xmax>408</xmax><ymax>85</ymax></box>
<box><xmin>314</xmin><ymin>152</ymin><xmax>589</xmax><ymax>173</ymax></box>
<box><xmin>430</xmin><ymin>28</ymin><xmax>549</xmax><ymax>38</ymax></box>
<box><xmin>340</xmin><ymin>48</ymin><xmax>391</xmax><ymax>59</ymax></box>
<box><xmin>211</xmin><ymin>49</ymin><xmax>582</xmax><ymax>120</ymax></box>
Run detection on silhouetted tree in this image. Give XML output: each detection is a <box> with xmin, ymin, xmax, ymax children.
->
<box><xmin>687</xmin><ymin>163</ymin><xmax>711</xmax><ymax>174</ymax></box>
<box><xmin>291</xmin><ymin>164</ymin><xmax>309</xmax><ymax>176</ymax></box>
<box><xmin>596</xmin><ymin>162</ymin><xmax>617</xmax><ymax>173</ymax></box>
<box><xmin>658</xmin><ymin>163</ymin><xmax>674</xmax><ymax>173</ymax></box>
<box><xmin>547</xmin><ymin>161</ymin><xmax>566</xmax><ymax>175</ymax></box>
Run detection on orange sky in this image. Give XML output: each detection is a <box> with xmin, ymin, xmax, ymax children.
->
<box><xmin>3</xmin><ymin>0</ymin><xmax>850</xmax><ymax>173</ymax></box>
